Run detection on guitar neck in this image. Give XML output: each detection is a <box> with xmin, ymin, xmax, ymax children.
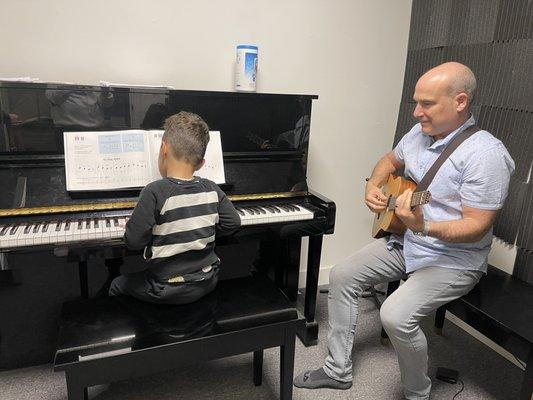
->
<box><xmin>411</xmin><ymin>191</ymin><xmax>431</xmax><ymax>207</ymax></box>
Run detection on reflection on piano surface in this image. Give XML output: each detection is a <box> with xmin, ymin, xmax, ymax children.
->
<box><xmin>0</xmin><ymin>82</ymin><xmax>335</xmax><ymax>368</ymax></box>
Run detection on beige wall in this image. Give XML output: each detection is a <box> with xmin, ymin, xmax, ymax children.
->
<box><xmin>0</xmin><ymin>0</ymin><xmax>521</xmax><ymax>368</ymax></box>
<box><xmin>0</xmin><ymin>0</ymin><xmax>516</xmax><ymax>283</ymax></box>
<box><xmin>0</xmin><ymin>0</ymin><xmax>413</xmax><ymax>275</ymax></box>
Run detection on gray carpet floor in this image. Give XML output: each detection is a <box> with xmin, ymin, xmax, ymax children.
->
<box><xmin>0</xmin><ymin>290</ymin><xmax>524</xmax><ymax>400</ymax></box>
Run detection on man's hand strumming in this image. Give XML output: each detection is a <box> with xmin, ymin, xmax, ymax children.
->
<box><xmin>365</xmin><ymin>183</ymin><xmax>387</xmax><ymax>213</ymax></box>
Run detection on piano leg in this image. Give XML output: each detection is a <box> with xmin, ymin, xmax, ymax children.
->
<box><xmin>298</xmin><ymin>234</ymin><xmax>323</xmax><ymax>346</ymax></box>
<box><xmin>66</xmin><ymin>372</ymin><xmax>88</xmax><ymax>400</ymax></box>
<box><xmin>521</xmin><ymin>345</ymin><xmax>533</xmax><ymax>400</ymax></box>
<box><xmin>256</xmin><ymin>238</ymin><xmax>300</xmax><ymax>301</ymax></box>
<box><xmin>95</xmin><ymin>257</ymin><xmax>123</xmax><ymax>297</ymax></box>
<box><xmin>283</xmin><ymin>237</ymin><xmax>302</xmax><ymax>302</ymax></box>
<box><xmin>0</xmin><ymin>253</ymin><xmax>22</xmax><ymax>287</ymax></box>
<box><xmin>78</xmin><ymin>261</ymin><xmax>88</xmax><ymax>299</ymax></box>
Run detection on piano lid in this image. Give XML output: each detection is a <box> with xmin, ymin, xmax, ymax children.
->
<box><xmin>0</xmin><ymin>82</ymin><xmax>317</xmax><ymax>211</ymax></box>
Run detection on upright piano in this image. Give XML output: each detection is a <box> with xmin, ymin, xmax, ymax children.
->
<box><xmin>0</xmin><ymin>82</ymin><xmax>335</xmax><ymax>368</ymax></box>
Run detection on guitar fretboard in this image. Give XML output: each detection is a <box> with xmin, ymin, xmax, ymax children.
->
<box><xmin>411</xmin><ymin>191</ymin><xmax>432</xmax><ymax>207</ymax></box>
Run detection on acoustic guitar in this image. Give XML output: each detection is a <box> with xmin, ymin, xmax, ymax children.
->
<box><xmin>371</xmin><ymin>174</ymin><xmax>432</xmax><ymax>238</ymax></box>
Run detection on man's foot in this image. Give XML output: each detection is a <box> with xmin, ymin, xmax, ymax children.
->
<box><xmin>293</xmin><ymin>367</ymin><xmax>352</xmax><ymax>389</ymax></box>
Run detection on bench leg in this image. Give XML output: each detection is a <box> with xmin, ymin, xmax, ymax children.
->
<box><xmin>66</xmin><ymin>375</ymin><xmax>88</xmax><ymax>400</ymax></box>
<box><xmin>380</xmin><ymin>280</ymin><xmax>401</xmax><ymax>345</ymax></box>
<box><xmin>520</xmin><ymin>346</ymin><xmax>533</xmax><ymax>400</ymax></box>
<box><xmin>253</xmin><ymin>350</ymin><xmax>263</xmax><ymax>386</ymax></box>
<box><xmin>434</xmin><ymin>305</ymin><xmax>446</xmax><ymax>335</ymax></box>
<box><xmin>280</xmin><ymin>332</ymin><xmax>296</xmax><ymax>400</ymax></box>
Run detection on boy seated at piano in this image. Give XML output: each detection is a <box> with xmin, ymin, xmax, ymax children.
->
<box><xmin>109</xmin><ymin>111</ymin><xmax>241</xmax><ymax>304</ymax></box>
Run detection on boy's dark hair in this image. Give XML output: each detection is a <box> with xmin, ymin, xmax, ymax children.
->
<box><xmin>163</xmin><ymin>111</ymin><xmax>210</xmax><ymax>166</ymax></box>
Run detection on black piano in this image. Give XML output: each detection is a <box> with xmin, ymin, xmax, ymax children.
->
<box><xmin>0</xmin><ymin>82</ymin><xmax>335</xmax><ymax>369</ymax></box>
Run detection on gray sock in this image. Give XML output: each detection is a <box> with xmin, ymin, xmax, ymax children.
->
<box><xmin>293</xmin><ymin>367</ymin><xmax>352</xmax><ymax>390</ymax></box>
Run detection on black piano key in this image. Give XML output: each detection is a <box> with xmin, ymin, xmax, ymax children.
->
<box><xmin>263</xmin><ymin>206</ymin><xmax>276</xmax><ymax>213</ymax></box>
<box><xmin>55</xmin><ymin>222</ymin><xmax>62</xmax><ymax>232</ymax></box>
<box><xmin>113</xmin><ymin>218</ymin><xmax>119</xmax><ymax>227</ymax></box>
<box><xmin>291</xmin><ymin>204</ymin><xmax>301</xmax><ymax>211</ymax></box>
<box><xmin>77</xmin><ymin>220</ymin><xmax>83</xmax><ymax>230</ymax></box>
<box><xmin>9</xmin><ymin>225</ymin><xmax>19</xmax><ymax>235</ymax></box>
<box><xmin>243</xmin><ymin>207</ymin><xmax>256</xmax><ymax>215</ymax></box>
<box><xmin>33</xmin><ymin>224</ymin><xmax>41</xmax><ymax>233</ymax></box>
<box><xmin>65</xmin><ymin>220</ymin><xmax>71</xmax><ymax>231</ymax></box>
<box><xmin>85</xmin><ymin>219</ymin><xmax>91</xmax><ymax>229</ymax></box>
<box><xmin>42</xmin><ymin>222</ymin><xmax>49</xmax><ymax>233</ymax></box>
<box><xmin>235</xmin><ymin>208</ymin><xmax>245</xmax><ymax>216</ymax></box>
<box><xmin>254</xmin><ymin>207</ymin><xmax>266</xmax><ymax>214</ymax></box>
<box><xmin>1</xmin><ymin>225</ymin><xmax>10</xmax><ymax>236</ymax></box>
<box><xmin>105</xmin><ymin>219</ymin><xmax>111</xmax><ymax>228</ymax></box>
<box><xmin>279</xmin><ymin>205</ymin><xmax>291</xmax><ymax>212</ymax></box>
<box><xmin>94</xmin><ymin>219</ymin><xmax>99</xmax><ymax>228</ymax></box>
<box><xmin>24</xmin><ymin>225</ymin><xmax>32</xmax><ymax>234</ymax></box>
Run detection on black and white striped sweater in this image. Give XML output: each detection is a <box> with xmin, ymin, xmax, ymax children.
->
<box><xmin>124</xmin><ymin>177</ymin><xmax>241</xmax><ymax>280</ymax></box>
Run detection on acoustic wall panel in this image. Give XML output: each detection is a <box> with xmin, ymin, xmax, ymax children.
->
<box><xmin>396</xmin><ymin>0</ymin><xmax>533</xmax><ymax>280</ymax></box>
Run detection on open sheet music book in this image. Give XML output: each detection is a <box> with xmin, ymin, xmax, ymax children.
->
<box><xmin>64</xmin><ymin>130</ymin><xmax>225</xmax><ymax>191</ymax></box>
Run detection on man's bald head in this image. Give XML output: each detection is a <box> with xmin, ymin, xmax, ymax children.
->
<box><xmin>420</xmin><ymin>62</ymin><xmax>477</xmax><ymax>101</ymax></box>
<box><xmin>413</xmin><ymin>62</ymin><xmax>477</xmax><ymax>139</ymax></box>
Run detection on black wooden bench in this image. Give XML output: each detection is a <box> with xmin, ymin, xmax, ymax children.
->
<box><xmin>434</xmin><ymin>265</ymin><xmax>532</xmax><ymax>400</ymax></box>
<box><xmin>381</xmin><ymin>265</ymin><xmax>532</xmax><ymax>400</ymax></box>
<box><xmin>54</xmin><ymin>275</ymin><xmax>303</xmax><ymax>400</ymax></box>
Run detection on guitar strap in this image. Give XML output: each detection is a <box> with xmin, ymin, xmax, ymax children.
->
<box><xmin>416</xmin><ymin>124</ymin><xmax>481</xmax><ymax>192</ymax></box>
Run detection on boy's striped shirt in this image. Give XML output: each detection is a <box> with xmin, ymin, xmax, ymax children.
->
<box><xmin>124</xmin><ymin>177</ymin><xmax>240</xmax><ymax>281</ymax></box>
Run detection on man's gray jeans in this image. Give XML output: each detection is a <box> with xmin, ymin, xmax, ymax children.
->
<box><xmin>323</xmin><ymin>238</ymin><xmax>482</xmax><ymax>400</ymax></box>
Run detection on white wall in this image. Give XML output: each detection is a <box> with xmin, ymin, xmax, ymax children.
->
<box><xmin>0</xmin><ymin>0</ymin><xmax>413</xmax><ymax>274</ymax></box>
<box><xmin>0</xmin><ymin>0</ymin><xmax>522</xmax><ymax>370</ymax></box>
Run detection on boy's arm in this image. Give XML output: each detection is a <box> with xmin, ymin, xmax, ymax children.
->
<box><xmin>216</xmin><ymin>188</ymin><xmax>241</xmax><ymax>234</ymax></box>
<box><xmin>124</xmin><ymin>186</ymin><xmax>157</xmax><ymax>250</ymax></box>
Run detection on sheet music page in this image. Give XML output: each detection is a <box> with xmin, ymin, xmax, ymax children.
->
<box><xmin>146</xmin><ymin>130</ymin><xmax>225</xmax><ymax>184</ymax></box>
<box><xmin>147</xmin><ymin>130</ymin><xmax>164</xmax><ymax>182</ymax></box>
<box><xmin>199</xmin><ymin>131</ymin><xmax>225</xmax><ymax>184</ymax></box>
<box><xmin>64</xmin><ymin>130</ymin><xmax>151</xmax><ymax>191</ymax></box>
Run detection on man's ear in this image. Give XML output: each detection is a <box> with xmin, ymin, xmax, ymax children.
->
<box><xmin>196</xmin><ymin>159</ymin><xmax>206</xmax><ymax>170</ymax></box>
<box><xmin>455</xmin><ymin>92</ymin><xmax>468</xmax><ymax>112</ymax></box>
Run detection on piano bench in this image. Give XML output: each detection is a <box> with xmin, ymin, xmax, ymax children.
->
<box><xmin>434</xmin><ymin>265</ymin><xmax>533</xmax><ymax>400</ymax></box>
<box><xmin>54</xmin><ymin>275</ymin><xmax>303</xmax><ymax>400</ymax></box>
<box><xmin>380</xmin><ymin>266</ymin><xmax>532</xmax><ymax>399</ymax></box>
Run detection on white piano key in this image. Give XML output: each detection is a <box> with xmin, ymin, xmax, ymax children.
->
<box><xmin>94</xmin><ymin>219</ymin><xmax>104</xmax><ymax>240</ymax></box>
<box><xmin>39</xmin><ymin>222</ymin><xmax>53</xmax><ymax>244</ymax></box>
<box><xmin>79</xmin><ymin>219</ymin><xmax>90</xmax><ymax>241</ymax></box>
<box><xmin>74</xmin><ymin>219</ymin><xmax>84</xmax><ymax>242</ymax></box>
<box><xmin>7</xmin><ymin>225</ymin><xmax>22</xmax><ymax>247</ymax></box>
<box><xmin>21</xmin><ymin>224</ymin><xmax>35</xmax><ymax>246</ymax></box>
<box><xmin>33</xmin><ymin>223</ymin><xmax>45</xmax><ymax>245</ymax></box>
<box><xmin>54</xmin><ymin>221</ymin><xmax>67</xmax><ymax>243</ymax></box>
<box><xmin>12</xmin><ymin>224</ymin><xmax>28</xmax><ymax>248</ymax></box>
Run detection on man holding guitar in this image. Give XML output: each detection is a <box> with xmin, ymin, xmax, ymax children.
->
<box><xmin>294</xmin><ymin>62</ymin><xmax>515</xmax><ymax>399</ymax></box>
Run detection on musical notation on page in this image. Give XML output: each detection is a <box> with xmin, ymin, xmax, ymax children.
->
<box><xmin>64</xmin><ymin>130</ymin><xmax>225</xmax><ymax>191</ymax></box>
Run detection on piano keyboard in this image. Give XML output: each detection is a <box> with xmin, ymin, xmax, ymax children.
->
<box><xmin>0</xmin><ymin>217</ymin><xmax>128</xmax><ymax>249</ymax></box>
<box><xmin>0</xmin><ymin>204</ymin><xmax>314</xmax><ymax>249</ymax></box>
<box><xmin>236</xmin><ymin>204</ymin><xmax>314</xmax><ymax>226</ymax></box>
